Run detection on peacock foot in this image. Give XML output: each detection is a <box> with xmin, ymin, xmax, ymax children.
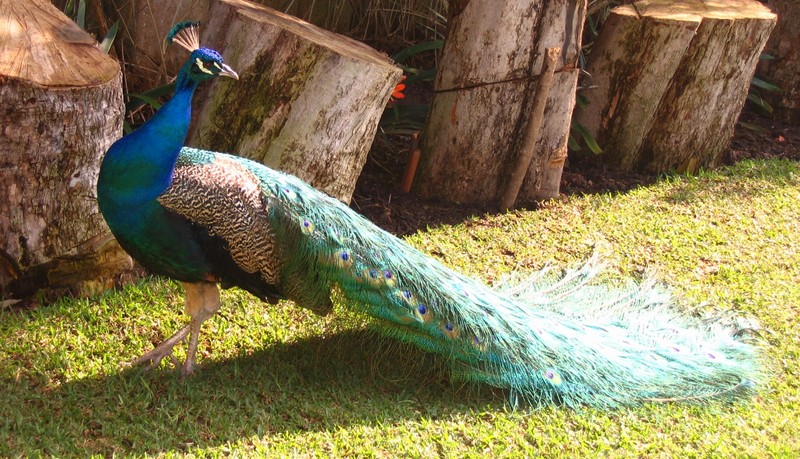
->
<box><xmin>129</xmin><ymin>324</ymin><xmax>192</xmax><ymax>372</ymax></box>
<box><xmin>180</xmin><ymin>360</ymin><xmax>197</xmax><ymax>377</ymax></box>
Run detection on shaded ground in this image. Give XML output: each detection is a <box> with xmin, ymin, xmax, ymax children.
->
<box><xmin>352</xmin><ymin>111</ymin><xmax>800</xmax><ymax>235</ymax></box>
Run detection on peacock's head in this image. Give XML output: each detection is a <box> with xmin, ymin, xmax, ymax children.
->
<box><xmin>168</xmin><ymin>21</ymin><xmax>239</xmax><ymax>84</ymax></box>
<box><xmin>185</xmin><ymin>47</ymin><xmax>239</xmax><ymax>82</ymax></box>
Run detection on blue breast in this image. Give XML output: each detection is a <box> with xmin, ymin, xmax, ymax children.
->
<box><xmin>97</xmin><ymin>87</ymin><xmax>212</xmax><ymax>281</ymax></box>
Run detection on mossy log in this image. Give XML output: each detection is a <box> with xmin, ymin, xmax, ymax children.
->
<box><xmin>0</xmin><ymin>0</ymin><xmax>130</xmax><ymax>298</ymax></box>
<box><xmin>416</xmin><ymin>0</ymin><xmax>587</xmax><ymax>206</ymax></box>
<box><xmin>187</xmin><ymin>0</ymin><xmax>403</xmax><ymax>203</ymax></box>
<box><xmin>573</xmin><ymin>0</ymin><xmax>776</xmax><ymax>173</ymax></box>
<box><xmin>107</xmin><ymin>0</ymin><xmax>353</xmax><ymax>93</ymax></box>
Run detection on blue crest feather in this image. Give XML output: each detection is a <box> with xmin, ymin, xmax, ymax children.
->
<box><xmin>167</xmin><ymin>21</ymin><xmax>200</xmax><ymax>51</ymax></box>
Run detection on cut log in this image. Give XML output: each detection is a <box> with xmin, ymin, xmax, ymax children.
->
<box><xmin>574</xmin><ymin>0</ymin><xmax>776</xmax><ymax>173</ymax></box>
<box><xmin>0</xmin><ymin>0</ymin><xmax>128</xmax><ymax>298</ymax></box>
<box><xmin>106</xmin><ymin>0</ymin><xmax>352</xmax><ymax>93</ymax></box>
<box><xmin>415</xmin><ymin>0</ymin><xmax>586</xmax><ymax>206</ymax></box>
<box><xmin>187</xmin><ymin>0</ymin><xmax>403</xmax><ymax>203</ymax></box>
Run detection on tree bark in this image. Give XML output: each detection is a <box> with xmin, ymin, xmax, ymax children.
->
<box><xmin>758</xmin><ymin>0</ymin><xmax>800</xmax><ymax>123</ymax></box>
<box><xmin>187</xmin><ymin>0</ymin><xmax>402</xmax><ymax>203</ymax></box>
<box><xmin>416</xmin><ymin>0</ymin><xmax>586</xmax><ymax>206</ymax></box>
<box><xmin>574</xmin><ymin>0</ymin><xmax>776</xmax><ymax>173</ymax></box>
<box><xmin>0</xmin><ymin>0</ymin><xmax>129</xmax><ymax>298</ymax></box>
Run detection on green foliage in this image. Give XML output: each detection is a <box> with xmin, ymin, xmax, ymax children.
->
<box><xmin>60</xmin><ymin>0</ymin><xmax>118</xmax><ymax>55</ymax></box>
<box><xmin>380</xmin><ymin>104</ymin><xmax>431</xmax><ymax>136</ymax></box>
<box><xmin>276</xmin><ymin>0</ymin><xmax>448</xmax><ymax>48</ymax></box>
<box><xmin>569</xmin><ymin>96</ymin><xmax>603</xmax><ymax>154</ymax></box>
<box><xmin>583</xmin><ymin>1</ymin><xmax>621</xmax><ymax>50</ymax></box>
<box><xmin>570</xmin><ymin>120</ymin><xmax>603</xmax><ymax>154</ymax></box>
<box><xmin>747</xmin><ymin>55</ymin><xmax>781</xmax><ymax>115</ymax></box>
<box><xmin>123</xmin><ymin>83</ymin><xmax>177</xmax><ymax>134</ymax></box>
<box><xmin>740</xmin><ymin>54</ymin><xmax>781</xmax><ymax>131</ymax></box>
<box><xmin>391</xmin><ymin>39</ymin><xmax>443</xmax><ymax>83</ymax></box>
<box><xmin>63</xmin><ymin>0</ymin><xmax>86</xmax><ymax>29</ymax></box>
<box><xmin>3</xmin><ymin>159</ymin><xmax>800</xmax><ymax>456</ymax></box>
<box><xmin>98</xmin><ymin>21</ymin><xmax>119</xmax><ymax>54</ymax></box>
<box><xmin>569</xmin><ymin>2</ymin><xmax>625</xmax><ymax>154</ymax></box>
<box><xmin>379</xmin><ymin>39</ymin><xmax>443</xmax><ymax>135</ymax></box>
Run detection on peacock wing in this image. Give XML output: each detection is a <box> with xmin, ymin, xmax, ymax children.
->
<box><xmin>157</xmin><ymin>150</ymin><xmax>282</xmax><ymax>286</ymax></box>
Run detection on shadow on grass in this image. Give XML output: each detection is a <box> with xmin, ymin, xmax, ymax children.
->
<box><xmin>3</xmin><ymin>328</ymin><xmax>504</xmax><ymax>456</ymax></box>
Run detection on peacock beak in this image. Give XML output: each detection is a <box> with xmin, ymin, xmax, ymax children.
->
<box><xmin>219</xmin><ymin>63</ymin><xmax>239</xmax><ymax>80</ymax></box>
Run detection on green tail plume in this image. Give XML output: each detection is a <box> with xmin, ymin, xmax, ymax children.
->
<box><xmin>223</xmin><ymin>148</ymin><xmax>762</xmax><ymax>408</ymax></box>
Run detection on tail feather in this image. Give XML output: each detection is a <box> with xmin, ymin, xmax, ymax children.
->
<box><xmin>241</xmin><ymin>154</ymin><xmax>761</xmax><ymax>408</ymax></box>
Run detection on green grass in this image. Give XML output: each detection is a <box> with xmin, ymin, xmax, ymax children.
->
<box><xmin>2</xmin><ymin>158</ymin><xmax>800</xmax><ymax>457</ymax></box>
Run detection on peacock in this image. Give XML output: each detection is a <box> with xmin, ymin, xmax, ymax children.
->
<box><xmin>97</xmin><ymin>22</ymin><xmax>762</xmax><ymax>409</ymax></box>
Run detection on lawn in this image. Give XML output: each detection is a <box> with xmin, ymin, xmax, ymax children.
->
<box><xmin>2</xmin><ymin>159</ymin><xmax>799</xmax><ymax>457</ymax></box>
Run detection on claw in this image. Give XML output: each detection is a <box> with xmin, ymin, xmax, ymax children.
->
<box><xmin>129</xmin><ymin>324</ymin><xmax>191</xmax><ymax>370</ymax></box>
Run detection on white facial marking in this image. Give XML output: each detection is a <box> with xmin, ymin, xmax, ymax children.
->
<box><xmin>195</xmin><ymin>57</ymin><xmax>214</xmax><ymax>75</ymax></box>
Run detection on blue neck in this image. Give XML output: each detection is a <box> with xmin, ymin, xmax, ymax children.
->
<box><xmin>98</xmin><ymin>73</ymin><xmax>199</xmax><ymax>207</ymax></box>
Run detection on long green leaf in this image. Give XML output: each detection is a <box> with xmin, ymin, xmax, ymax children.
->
<box><xmin>575</xmin><ymin>94</ymin><xmax>589</xmax><ymax>110</ymax></box>
<box><xmin>751</xmin><ymin>77</ymin><xmax>780</xmax><ymax>93</ymax></box>
<box><xmin>571</xmin><ymin>121</ymin><xmax>603</xmax><ymax>154</ymax></box>
<box><xmin>125</xmin><ymin>83</ymin><xmax>176</xmax><ymax>112</ymax></box>
<box><xmin>747</xmin><ymin>92</ymin><xmax>774</xmax><ymax>113</ymax></box>
<box><xmin>100</xmin><ymin>22</ymin><xmax>119</xmax><ymax>54</ymax></box>
<box><xmin>568</xmin><ymin>134</ymin><xmax>581</xmax><ymax>152</ymax></box>
<box><xmin>379</xmin><ymin>104</ymin><xmax>430</xmax><ymax>135</ymax></box>
<box><xmin>76</xmin><ymin>0</ymin><xmax>86</xmax><ymax>29</ymax></box>
<box><xmin>737</xmin><ymin>121</ymin><xmax>767</xmax><ymax>133</ymax></box>
<box><xmin>391</xmin><ymin>40</ymin><xmax>444</xmax><ymax>63</ymax></box>
<box><xmin>128</xmin><ymin>93</ymin><xmax>163</xmax><ymax>111</ymax></box>
<box><xmin>403</xmin><ymin>68</ymin><xmax>437</xmax><ymax>85</ymax></box>
<box><xmin>64</xmin><ymin>0</ymin><xmax>75</xmax><ymax>17</ymax></box>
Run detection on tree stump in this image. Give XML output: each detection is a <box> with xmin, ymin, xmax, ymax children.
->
<box><xmin>415</xmin><ymin>0</ymin><xmax>586</xmax><ymax>206</ymax></box>
<box><xmin>187</xmin><ymin>0</ymin><xmax>403</xmax><ymax>203</ymax></box>
<box><xmin>758</xmin><ymin>0</ymin><xmax>800</xmax><ymax>122</ymax></box>
<box><xmin>106</xmin><ymin>0</ymin><xmax>353</xmax><ymax>94</ymax></box>
<box><xmin>574</xmin><ymin>0</ymin><xmax>776</xmax><ymax>173</ymax></box>
<box><xmin>0</xmin><ymin>0</ymin><xmax>130</xmax><ymax>298</ymax></box>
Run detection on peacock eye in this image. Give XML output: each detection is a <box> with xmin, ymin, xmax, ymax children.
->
<box><xmin>194</xmin><ymin>57</ymin><xmax>215</xmax><ymax>75</ymax></box>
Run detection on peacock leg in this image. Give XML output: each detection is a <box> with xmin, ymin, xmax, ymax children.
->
<box><xmin>179</xmin><ymin>281</ymin><xmax>221</xmax><ymax>376</ymax></box>
<box><xmin>129</xmin><ymin>281</ymin><xmax>220</xmax><ymax>375</ymax></box>
<box><xmin>182</xmin><ymin>317</ymin><xmax>202</xmax><ymax>375</ymax></box>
